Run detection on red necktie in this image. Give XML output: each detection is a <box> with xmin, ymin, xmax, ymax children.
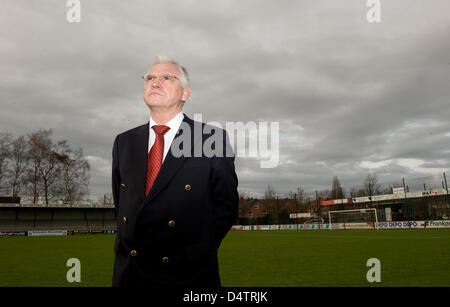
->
<box><xmin>145</xmin><ymin>125</ymin><xmax>170</xmax><ymax>196</ymax></box>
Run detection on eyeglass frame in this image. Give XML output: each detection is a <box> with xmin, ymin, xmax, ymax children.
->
<box><xmin>142</xmin><ymin>74</ymin><xmax>181</xmax><ymax>83</ymax></box>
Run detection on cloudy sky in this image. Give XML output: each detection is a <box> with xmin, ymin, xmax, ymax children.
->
<box><xmin>1</xmin><ymin>0</ymin><xmax>449</xmax><ymax>199</ymax></box>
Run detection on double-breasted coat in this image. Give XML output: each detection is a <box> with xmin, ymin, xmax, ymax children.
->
<box><xmin>111</xmin><ymin>114</ymin><xmax>239</xmax><ymax>287</ymax></box>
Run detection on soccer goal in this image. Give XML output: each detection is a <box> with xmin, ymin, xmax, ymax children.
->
<box><xmin>328</xmin><ymin>208</ymin><xmax>379</xmax><ymax>230</ymax></box>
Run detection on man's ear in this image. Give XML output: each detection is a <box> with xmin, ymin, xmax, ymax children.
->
<box><xmin>182</xmin><ymin>86</ymin><xmax>191</xmax><ymax>102</ymax></box>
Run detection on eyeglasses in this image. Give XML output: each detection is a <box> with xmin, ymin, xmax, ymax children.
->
<box><xmin>142</xmin><ymin>74</ymin><xmax>180</xmax><ymax>83</ymax></box>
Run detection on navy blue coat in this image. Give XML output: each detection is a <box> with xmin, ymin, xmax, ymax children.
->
<box><xmin>111</xmin><ymin>114</ymin><xmax>239</xmax><ymax>287</ymax></box>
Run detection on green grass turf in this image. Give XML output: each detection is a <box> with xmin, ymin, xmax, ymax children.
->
<box><xmin>0</xmin><ymin>229</ymin><xmax>449</xmax><ymax>287</ymax></box>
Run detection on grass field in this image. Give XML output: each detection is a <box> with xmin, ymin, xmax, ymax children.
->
<box><xmin>0</xmin><ymin>229</ymin><xmax>449</xmax><ymax>287</ymax></box>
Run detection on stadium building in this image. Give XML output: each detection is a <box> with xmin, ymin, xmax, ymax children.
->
<box><xmin>0</xmin><ymin>197</ymin><xmax>116</xmax><ymax>233</ymax></box>
<box><xmin>320</xmin><ymin>187</ymin><xmax>450</xmax><ymax>224</ymax></box>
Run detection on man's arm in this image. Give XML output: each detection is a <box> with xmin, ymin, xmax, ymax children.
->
<box><xmin>112</xmin><ymin>136</ymin><xmax>121</xmax><ymax>216</ymax></box>
<box><xmin>210</xmin><ymin>131</ymin><xmax>239</xmax><ymax>249</ymax></box>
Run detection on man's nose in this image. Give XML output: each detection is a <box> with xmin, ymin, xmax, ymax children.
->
<box><xmin>151</xmin><ymin>80</ymin><xmax>162</xmax><ymax>88</ymax></box>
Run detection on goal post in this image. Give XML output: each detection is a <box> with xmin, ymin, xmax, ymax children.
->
<box><xmin>328</xmin><ymin>208</ymin><xmax>379</xmax><ymax>230</ymax></box>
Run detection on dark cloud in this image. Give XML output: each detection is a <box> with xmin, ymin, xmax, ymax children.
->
<box><xmin>1</xmin><ymin>0</ymin><xmax>449</xmax><ymax>199</ymax></box>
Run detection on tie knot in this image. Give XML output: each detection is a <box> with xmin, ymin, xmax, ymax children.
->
<box><xmin>152</xmin><ymin>125</ymin><xmax>170</xmax><ymax>135</ymax></box>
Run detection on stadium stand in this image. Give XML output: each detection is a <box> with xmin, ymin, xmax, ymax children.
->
<box><xmin>0</xmin><ymin>205</ymin><xmax>117</xmax><ymax>232</ymax></box>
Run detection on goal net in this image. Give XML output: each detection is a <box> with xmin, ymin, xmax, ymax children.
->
<box><xmin>328</xmin><ymin>208</ymin><xmax>379</xmax><ymax>230</ymax></box>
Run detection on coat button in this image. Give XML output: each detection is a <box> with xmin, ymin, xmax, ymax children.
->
<box><xmin>185</xmin><ymin>184</ymin><xmax>191</xmax><ymax>191</ymax></box>
<box><xmin>168</xmin><ymin>220</ymin><xmax>175</xmax><ymax>227</ymax></box>
<box><xmin>121</xmin><ymin>183</ymin><xmax>126</xmax><ymax>188</ymax></box>
<box><xmin>162</xmin><ymin>256</ymin><xmax>169</xmax><ymax>263</ymax></box>
<box><xmin>123</xmin><ymin>216</ymin><xmax>127</xmax><ymax>223</ymax></box>
<box><xmin>130</xmin><ymin>250</ymin><xmax>137</xmax><ymax>257</ymax></box>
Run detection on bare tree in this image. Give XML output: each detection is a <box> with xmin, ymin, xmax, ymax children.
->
<box><xmin>285</xmin><ymin>191</ymin><xmax>297</xmax><ymax>213</ymax></box>
<box><xmin>295</xmin><ymin>186</ymin><xmax>311</xmax><ymax>213</ymax></box>
<box><xmin>0</xmin><ymin>132</ymin><xmax>12</xmax><ymax>192</ymax></box>
<box><xmin>25</xmin><ymin>131</ymin><xmax>44</xmax><ymax>202</ymax></box>
<box><xmin>2</xmin><ymin>129</ymin><xmax>91</xmax><ymax>204</ymax></box>
<box><xmin>6</xmin><ymin>136</ymin><xmax>28</xmax><ymax>197</ymax></box>
<box><xmin>318</xmin><ymin>189</ymin><xmax>331</xmax><ymax>199</ymax></box>
<box><xmin>350</xmin><ymin>186</ymin><xmax>366</xmax><ymax>197</ymax></box>
<box><xmin>331</xmin><ymin>176</ymin><xmax>345</xmax><ymax>199</ymax></box>
<box><xmin>39</xmin><ymin>146</ymin><xmax>61</xmax><ymax>205</ymax></box>
<box><xmin>264</xmin><ymin>184</ymin><xmax>277</xmax><ymax>199</ymax></box>
<box><xmin>54</xmin><ymin>140</ymin><xmax>90</xmax><ymax>204</ymax></box>
<box><xmin>25</xmin><ymin>129</ymin><xmax>59</xmax><ymax>205</ymax></box>
<box><xmin>296</xmin><ymin>186</ymin><xmax>305</xmax><ymax>204</ymax></box>
<box><xmin>364</xmin><ymin>173</ymin><xmax>380</xmax><ymax>196</ymax></box>
<box><xmin>263</xmin><ymin>185</ymin><xmax>278</xmax><ymax>223</ymax></box>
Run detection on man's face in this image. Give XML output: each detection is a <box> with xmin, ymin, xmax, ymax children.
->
<box><xmin>143</xmin><ymin>63</ymin><xmax>190</xmax><ymax>112</ymax></box>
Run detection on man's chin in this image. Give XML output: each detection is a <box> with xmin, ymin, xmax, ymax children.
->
<box><xmin>144</xmin><ymin>99</ymin><xmax>164</xmax><ymax>108</ymax></box>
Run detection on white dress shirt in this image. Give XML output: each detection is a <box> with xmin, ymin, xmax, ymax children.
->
<box><xmin>148</xmin><ymin>111</ymin><xmax>184</xmax><ymax>162</ymax></box>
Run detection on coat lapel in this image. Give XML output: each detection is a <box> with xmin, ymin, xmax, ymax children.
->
<box><xmin>131</xmin><ymin>123</ymin><xmax>149</xmax><ymax>201</ymax></box>
<box><xmin>138</xmin><ymin>114</ymin><xmax>200</xmax><ymax>208</ymax></box>
<box><xmin>144</xmin><ymin>142</ymin><xmax>186</xmax><ymax>203</ymax></box>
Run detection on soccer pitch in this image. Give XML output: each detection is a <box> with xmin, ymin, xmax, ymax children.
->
<box><xmin>0</xmin><ymin>229</ymin><xmax>449</xmax><ymax>287</ymax></box>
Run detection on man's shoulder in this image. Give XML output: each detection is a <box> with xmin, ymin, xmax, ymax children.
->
<box><xmin>115</xmin><ymin>123</ymin><xmax>148</xmax><ymax>139</ymax></box>
<box><xmin>183</xmin><ymin>116</ymin><xmax>226</xmax><ymax>134</ymax></box>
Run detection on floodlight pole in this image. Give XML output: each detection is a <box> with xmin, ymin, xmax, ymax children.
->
<box><xmin>328</xmin><ymin>210</ymin><xmax>332</xmax><ymax>230</ymax></box>
<box><xmin>402</xmin><ymin>178</ymin><xmax>410</xmax><ymax>221</ymax></box>
<box><xmin>444</xmin><ymin>172</ymin><xmax>449</xmax><ymax>211</ymax></box>
<box><xmin>276</xmin><ymin>195</ymin><xmax>279</xmax><ymax>226</ymax></box>
<box><xmin>316</xmin><ymin>190</ymin><xmax>321</xmax><ymax>230</ymax></box>
<box><xmin>294</xmin><ymin>193</ymin><xmax>298</xmax><ymax>231</ymax></box>
<box><xmin>308</xmin><ymin>196</ymin><xmax>311</xmax><ymax>218</ymax></box>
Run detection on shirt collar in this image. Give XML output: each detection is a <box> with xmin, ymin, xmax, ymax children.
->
<box><xmin>149</xmin><ymin>111</ymin><xmax>184</xmax><ymax>132</ymax></box>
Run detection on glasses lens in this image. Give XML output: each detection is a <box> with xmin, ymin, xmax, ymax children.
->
<box><xmin>144</xmin><ymin>75</ymin><xmax>178</xmax><ymax>82</ymax></box>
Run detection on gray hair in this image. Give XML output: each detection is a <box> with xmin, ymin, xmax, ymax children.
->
<box><xmin>151</xmin><ymin>55</ymin><xmax>190</xmax><ymax>87</ymax></box>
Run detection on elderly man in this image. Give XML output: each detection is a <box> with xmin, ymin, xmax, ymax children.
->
<box><xmin>111</xmin><ymin>56</ymin><xmax>239</xmax><ymax>287</ymax></box>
